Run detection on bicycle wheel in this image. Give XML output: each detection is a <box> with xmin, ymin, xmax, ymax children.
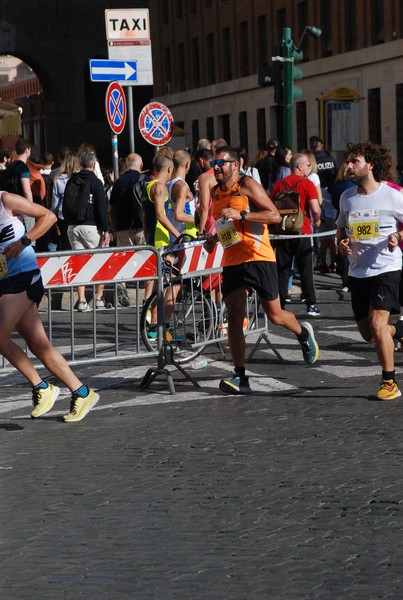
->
<box><xmin>140</xmin><ymin>279</ymin><xmax>216</xmax><ymax>364</ymax></box>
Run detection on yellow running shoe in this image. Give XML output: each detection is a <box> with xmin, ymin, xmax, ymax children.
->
<box><xmin>376</xmin><ymin>380</ymin><xmax>401</xmax><ymax>401</ymax></box>
<box><xmin>63</xmin><ymin>388</ymin><xmax>100</xmax><ymax>423</ymax></box>
<box><xmin>31</xmin><ymin>383</ymin><xmax>60</xmax><ymax>418</ymax></box>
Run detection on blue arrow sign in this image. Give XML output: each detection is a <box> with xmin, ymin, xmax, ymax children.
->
<box><xmin>89</xmin><ymin>59</ymin><xmax>138</xmax><ymax>82</ymax></box>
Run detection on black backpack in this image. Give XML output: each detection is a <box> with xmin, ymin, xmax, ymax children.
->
<box><xmin>62</xmin><ymin>175</ymin><xmax>94</xmax><ymax>224</ymax></box>
<box><xmin>130</xmin><ymin>173</ymin><xmax>149</xmax><ymax>229</ymax></box>
<box><xmin>0</xmin><ymin>161</ymin><xmax>21</xmax><ymax>194</ymax></box>
<box><xmin>272</xmin><ymin>179</ymin><xmax>305</xmax><ymax>234</ymax></box>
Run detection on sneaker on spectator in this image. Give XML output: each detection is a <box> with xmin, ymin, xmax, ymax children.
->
<box><xmin>117</xmin><ymin>284</ymin><xmax>130</xmax><ymax>307</ymax></box>
<box><xmin>96</xmin><ymin>298</ymin><xmax>112</xmax><ymax>309</ymax></box>
<box><xmin>77</xmin><ymin>301</ymin><xmax>89</xmax><ymax>312</ymax></box>
<box><xmin>307</xmin><ymin>305</ymin><xmax>321</xmax><ymax>317</ymax></box>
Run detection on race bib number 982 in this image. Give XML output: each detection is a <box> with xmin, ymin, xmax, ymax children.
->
<box><xmin>348</xmin><ymin>209</ymin><xmax>380</xmax><ymax>240</ymax></box>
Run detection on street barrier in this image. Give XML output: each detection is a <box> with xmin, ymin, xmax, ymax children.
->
<box><xmin>1</xmin><ymin>230</ymin><xmax>337</xmax><ymax>388</ymax></box>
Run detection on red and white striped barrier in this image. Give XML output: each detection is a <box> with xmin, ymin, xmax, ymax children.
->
<box><xmin>175</xmin><ymin>243</ymin><xmax>223</xmax><ymax>275</ymax></box>
<box><xmin>36</xmin><ymin>249</ymin><xmax>157</xmax><ymax>287</ymax></box>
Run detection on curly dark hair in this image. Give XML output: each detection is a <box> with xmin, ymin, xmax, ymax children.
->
<box><xmin>345</xmin><ymin>141</ymin><xmax>394</xmax><ymax>182</ymax></box>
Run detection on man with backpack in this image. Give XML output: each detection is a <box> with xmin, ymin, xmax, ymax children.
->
<box><xmin>63</xmin><ymin>151</ymin><xmax>110</xmax><ymax>311</ymax></box>
<box><xmin>108</xmin><ymin>152</ymin><xmax>148</xmax><ymax>307</ymax></box>
<box><xmin>271</xmin><ymin>153</ymin><xmax>322</xmax><ymax>316</ymax></box>
<box><xmin>109</xmin><ymin>152</ymin><xmax>148</xmax><ymax>247</ymax></box>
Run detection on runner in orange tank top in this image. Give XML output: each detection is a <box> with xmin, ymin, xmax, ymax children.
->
<box><xmin>204</xmin><ymin>146</ymin><xmax>320</xmax><ymax>394</ymax></box>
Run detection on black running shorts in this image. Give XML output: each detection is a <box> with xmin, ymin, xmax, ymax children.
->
<box><xmin>349</xmin><ymin>270</ymin><xmax>401</xmax><ymax>322</ymax></box>
<box><xmin>0</xmin><ymin>269</ymin><xmax>45</xmax><ymax>304</ymax></box>
<box><xmin>221</xmin><ymin>261</ymin><xmax>279</xmax><ymax>301</ymax></box>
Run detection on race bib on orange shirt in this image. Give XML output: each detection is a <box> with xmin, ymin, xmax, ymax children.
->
<box><xmin>215</xmin><ymin>217</ymin><xmax>241</xmax><ymax>249</ymax></box>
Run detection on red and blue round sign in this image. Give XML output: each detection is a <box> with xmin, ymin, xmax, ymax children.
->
<box><xmin>105</xmin><ymin>82</ymin><xmax>127</xmax><ymax>135</ymax></box>
<box><xmin>138</xmin><ymin>102</ymin><xmax>174</xmax><ymax>146</ymax></box>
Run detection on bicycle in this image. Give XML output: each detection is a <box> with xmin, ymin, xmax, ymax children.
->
<box><xmin>139</xmin><ymin>235</ymin><xmax>263</xmax><ymax>364</ymax></box>
<box><xmin>139</xmin><ymin>235</ymin><xmax>219</xmax><ymax>364</ymax></box>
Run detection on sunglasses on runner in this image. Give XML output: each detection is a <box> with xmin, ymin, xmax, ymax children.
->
<box><xmin>210</xmin><ymin>159</ymin><xmax>237</xmax><ymax>168</ymax></box>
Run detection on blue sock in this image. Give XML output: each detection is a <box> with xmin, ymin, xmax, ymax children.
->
<box><xmin>33</xmin><ymin>380</ymin><xmax>48</xmax><ymax>390</ymax></box>
<box><xmin>73</xmin><ymin>384</ymin><xmax>89</xmax><ymax>398</ymax></box>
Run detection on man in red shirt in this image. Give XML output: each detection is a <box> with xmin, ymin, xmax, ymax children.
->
<box><xmin>271</xmin><ymin>153</ymin><xmax>321</xmax><ymax>316</ymax></box>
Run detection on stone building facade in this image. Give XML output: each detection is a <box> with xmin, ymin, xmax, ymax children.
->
<box><xmin>150</xmin><ymin>0</ymin><xmax>403</xmax><ymax>167</ymax></box>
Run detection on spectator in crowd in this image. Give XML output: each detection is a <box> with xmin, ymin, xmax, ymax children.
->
<box><xmin>255</xmin><ymin>137</ymin><xmax>279</xmax><ymax>192</ymax></box>
<box><xmin>65</xmin><ymin>151</ymin><xmax>110</xmax><ymax>311</ymax></box>
<box><xmin>0</xmin><ymin>149</ymin><xmax>11</xmax><ymax>170</ymax></box>
<box><xmin>50</xmin><ymin>150</ymin><xmax>79</xmax><ymax>251</ymax></box>
<box><xmin>271</xmin><ymin>153</ymin><xmax>322</xmax><ymax>316</ymax></box>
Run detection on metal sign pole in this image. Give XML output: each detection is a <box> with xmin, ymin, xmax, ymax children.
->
<box><xmin>127</xmin><ymin>86</ymin><xmax>135</xmax><ymax>153</ymax></box>
<box><xmin>111</xmin><ymin>133</ymin><xmax>119</xmax><ymax>180</ymax></box>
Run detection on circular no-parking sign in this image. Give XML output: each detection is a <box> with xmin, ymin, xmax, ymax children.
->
<box><xmin>105</xmin><ymin>82</ymin><xmax>127</xmax><ymax>135</ymax></box>
<box><xmin>138</xmin><ymin>102</ymin><xmax>173</xmax><ymax>146</ymax></box>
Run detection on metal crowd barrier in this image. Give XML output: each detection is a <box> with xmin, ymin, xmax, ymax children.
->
<box><xmin>0</xmin><ymin>245</ymin><xmax>164</xmax><ymax>373</ymax></box>
<box><xmin>0</xmin><ymin>240</ymin><xmax>285</xmax><ymax>392</ymax></box>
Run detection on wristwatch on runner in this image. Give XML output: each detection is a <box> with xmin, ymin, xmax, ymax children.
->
<box><xmin>20</xmin><ymin>235</ymin><xmax>32</xmax><ymax>247</ymax></box>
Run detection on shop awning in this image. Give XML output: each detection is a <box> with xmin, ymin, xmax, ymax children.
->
<box><xmin>0</xmin><ymin>100</ymin><xmax>22</xmax><ymax>137</ymax></box>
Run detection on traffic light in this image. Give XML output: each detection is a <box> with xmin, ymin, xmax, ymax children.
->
<box><xmin>291</xmin><ymin>47</ymin><xmax>303</xmax><ymax>101</ymax></box>
<box><xmin>258</xmin><ymin>58</ymin><xmax>283</xmax><ymax>105</ymax></box>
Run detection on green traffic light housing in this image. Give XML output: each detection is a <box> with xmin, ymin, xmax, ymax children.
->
<box><xmin>279</xmin><ymin>25</ymin><xmax>322</xmax><ymax>148</ymax></box>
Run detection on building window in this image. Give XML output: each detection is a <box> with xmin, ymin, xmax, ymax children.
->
<box><xmin>319</xmin><ymin>0</ymin><xmax>332</xmax><ymax>57</ymax></box>
<box><xmin>161</xmin><ymin>0</ymin><xmax>169</xmax><ymax>25</ymax></box>
<box><xmin>222</xmin><ymin>27</ymin><xmax>231</xmax><ymax>81</ymax></box>
<box><xmin>256</xmin><ymin>108</ymin><xmax>266</xmax><ymax>151</ymax></box>
<box><xmin>345</xmin><ymin>0</ymin><xmax>357</xmax><ymax>51</ymax></box>
<box><xmin>206</xmin><ymin>116</ymin><xmax>214</xmax><ymax>141</ymax></box>
<box><xmin>189</xmin><ymin>0</ymin><xmax>197</xmax><ymax>15</ymax></box>
<box><xmin>205</xmin><ymin>0</ymin><xmax>212</xmax><ymax>7</ymax></box>
<box><xmin>257</xmin><ymin>15</ymin><xmax>268</xmax><ymax>67</ymax></box>
<box><xmin>175</xmin><ymin>0</ymin><xmax>183</xmax><ymax>20</ymax></box>
<box><xmin>276</xmin><ymin>8</ymin><xmax>286</xmax><ymax>42</ymax></box>
<box><xmin>296</xmin><ymin>101</ymin><xmax>307</xmax><ymax>151</ymax></box>
<box><xmin>206</xmin><ymin>33</ymin><xmax>215</xmax><ymax>85</ymax></box>
<box><xmin>164</xmin><ymin>47</ymin><xmax>171</xmax><ymax>93</ymax></box>
<box><xmin>368</xmin><ymin>88</ymin><xmax>381</xmax><ymax>143</ymax></box>
<box><xmin>177</xmin><ymin>42</ymin><xmax>185</xmax><ymax>90</ymax></box>
<box><xmin>218</xmin><ymin>113</ymin><xmax>230</xmax><ymax>143</ymax></box>
<box><xmin>396</xmin><ymin>84</ymin><xmax>403</xmax><ymax>167</ymax></box>
<box><xmin>192</xmin><ymin>119</ymin><xmax>199</xmax><ymax>151</ymax></box>
<box><xmin>373</xmin><ymin>0</ymin><xmax>384</xmax><ymax>44</ymax></box>
<box><xmin>192</xmin><ymin>38</ymin><xmax>200</xmax><ymax>88</ymax></box>
<box><xmin>240</xmin><ymin>22</ymin><xmax>249</xmax><ymax>77</ymax></box>
<box><xmin>239</xmin><ymin>111</ymin><xmax>248</xmax><ymax>152</ymax></box>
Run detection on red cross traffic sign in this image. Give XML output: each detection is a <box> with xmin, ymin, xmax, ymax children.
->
<box><xmin>138</xmin><ymin>102</ymin><xmax>173</xmax><ymax>146</ymax></box>
<box><xmin>105</xmin><ymin>82</ymin><xmax>127</xmax><ymax>134</ymax></box>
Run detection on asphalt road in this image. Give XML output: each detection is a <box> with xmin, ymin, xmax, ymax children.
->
<box><xmin>1</xmin><ymin>272</ymin><xmax>403</xmax><ymax>599</ymax></box>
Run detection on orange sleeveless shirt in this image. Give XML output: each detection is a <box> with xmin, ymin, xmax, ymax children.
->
<box><xmin>210</xmin><ymin>178</ymin><xmax>275</xmax><ymax>267</ymax></box>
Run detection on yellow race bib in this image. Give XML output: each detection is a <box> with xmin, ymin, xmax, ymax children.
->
<box><xmin>215</xmin><ymin>217</ymin><xmax>241</xmax><ymax>249</ymax></box>
<box><xmin>0</xmin><ymin>254</ymin><xmax>8</xmax><ymax>278</ymax></box>
<box><xmin>348</xmin><ymin>209</ymin><xmax>380</xmax><ymax>240</ymax></box>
